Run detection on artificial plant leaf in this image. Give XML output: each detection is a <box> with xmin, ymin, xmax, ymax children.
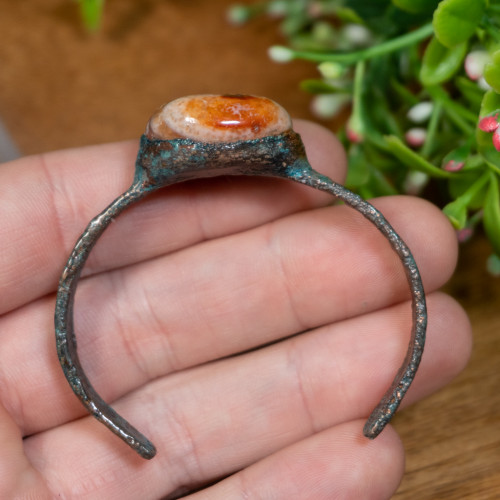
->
<box><xmin>336</xmin><ymin>8</ymin><xmax>365</xmax><ymax>24</ymax></box>
<box><xmin>483</xmin><ymin>173</ymin><xmax>500</xmax><ymax>256</ymax></box>
<box><xmin>300</xmin><ymin>79</ymin><xmax>348</xmax><ymax>94</ymax></box>
<box><xmin>383</xmin><ymin>135</ymin><xmax>453</xmax><ymax>178</ymax></box>
<box><xmin>344</xmin><ymin>0</ymin><xmax>391</xmax><ymax>20</ymax></box>
<box><xmin>78</xmin><ymin>0</ymin><xmax>105</xmax><ymax>32</ymax></box>
<box><xmin>455</xmin><ymin>76</ymin><xmax>487</xmax><ymax>109</ymax></box>
<box><xmin>486</xmin><ymin>253</ymin><xmax>500</xmax><ymax>276</ymax></box>
<box><xmin>477</xmin><ymin>90</ymin><xmax>500</xmax><ymax>119</ymax></box>
<box><xmin>392</xmin><ymin>0</ymin><xmax>439</xmax><ymax>14</ymax></box>
<box><xmin>441</xmin><ymin>140</ymin><xmax>472</xmax><ymax>172</ymax></box>
<box><xmin>448</xmin><ymin>171</ymin><xmax>489</xmax><ymax>210</ymax></box>
<box><xmin>369</xmin><ymin>167</ymin><xmax>399</xmax><ymax>196</ymax></box>
<box><xmin>443</xmin><ymin>199</ymin><xmax>467</xmax><ymax>229</ymax></box>
<box><xmin>433</xmin><ymin>0</ymin><xmax>485</xmax><ymax>48</ymax></box>
<box><xmin>463</xmin><ymin>155</ymin><xmax>485</xmax><ymax>170</ymax></box>
<box><xmin>345</xmin><ymin>0</ymin><xmax>415</xmax><ymax>35</ymax></box>
<box><xmin>346</xmin><ymin>145</ymin><xmax>371</xmax><ymax>188</ymax></box>
<box><xmin>483</xmin><ymin>50</ymin><xmax>500</xmax><ymax>94</ymax></box>
<box><xmin>420</xmin><ymin>36</ymin><xmax>467</xmax><ymax>86</ymax></box>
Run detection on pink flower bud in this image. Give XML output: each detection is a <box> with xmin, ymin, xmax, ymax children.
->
<box><xmin>346</xmin><ymin>114</ymin><xmax>364</xmax><ymax>143</ymax></box>
<box><xmin>443</xmin><ymin>159</ymin><xmax>465</xmax><ymax>172</ymax></box>
<box><xmin>464</xmin><ymin>50</ymin><xmax>490</xmax><ymax>80</ymax></box>
<box><xmin>457</xmin><ymin>227</ymin><xmax>473</xmax><ymax>243</ymax></box>
<box><xmin>478</xmin><ymin>114</ymin><xmax>500</xmax><ymax>133</ymax></box>
<box><xmin>405</xmin><ymin>127</ymin><xmax>427</xmax><ymax>148</ymax></box>
<box><xmin>493</xmin><ymin>127</ymin><xmax>500</xmax><ymax>151</ymax></box>
<box><xmin>346</xmin><ymin>125</ymin><xmax>363</xmax><ymax>143</ymax></box>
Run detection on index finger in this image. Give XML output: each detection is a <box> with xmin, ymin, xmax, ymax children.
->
<box><xmin>0</xmin><ymin>120</ymin><xmax>346</xmax><ymax>314</ymax></box>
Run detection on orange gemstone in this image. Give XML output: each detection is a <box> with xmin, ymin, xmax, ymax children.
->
<box><xmin>146</xmin><ymin>94</ymin><xmax>292</xmax><ymax>142</ymax></box>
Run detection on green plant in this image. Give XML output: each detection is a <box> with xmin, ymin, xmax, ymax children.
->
<box><xmin>74</xmin><ymin>0</ymin><xmax>105</xmax><ymax>32</ymax></box>
<box><xmin>229</xmin><ymin>0</ymin><xmax>500</xmax><ymax>274</ymax></box>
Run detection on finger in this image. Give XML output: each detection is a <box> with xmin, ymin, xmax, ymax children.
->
<box><xmin>23</xmin><ymin>292</ymin><xmax>470</xmax><ymax>498</ymax></box>
<box><xmin>0</xmin><ymin>121</ymin><xmax>344</xmax><ymax>314</ymax></box>
<box><xmin>1</xmin><ymin>195</ymin><xmax>457</xmax><ymax>434</ymax></box>
<box><xmin>0</xmin><ymin>403</ymin><xmax>50</xmax><ymax>498</ymax></box>
<box><xmin>189</xmin><ymin>421</ymin><xmax>404</xmax><ymax>500</ymax></box>
<box><xmin>2</xmin><ymin>196</ymin><xmax>457</xmax><ymax>434</ymax></box>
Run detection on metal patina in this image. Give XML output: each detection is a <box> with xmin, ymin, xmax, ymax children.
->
<box><xmin>55</xmin><ymin>94</ymin><xmax>427</xmax><ymax>459</ymax></box>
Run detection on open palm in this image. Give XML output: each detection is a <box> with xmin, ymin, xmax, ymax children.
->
<box><xmin>0</xmin><ymin>120</ymin><xmax>471</xmax><ymax>499</ymax></box>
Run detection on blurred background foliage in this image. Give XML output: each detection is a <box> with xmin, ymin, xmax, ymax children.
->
<box><xmin>76</xmin><ymin>0</ymin><xmax>500</xmax><ymax>273</ymax></box>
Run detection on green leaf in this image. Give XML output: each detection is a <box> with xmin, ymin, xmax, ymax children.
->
<box><xmin>383</xmin><ymin>135</ymin><xmax>454</xmax><ymax>178</ymax></box>
<box><xmin>483</xmin><ymin>173</ymin><xmax>500</xmax><ymax>256</ymax></box>
<box><xmin>455</xmin><ymin>76</ymin><xmax>487</xmax><ymax>109</ymax></box>
<box><xmin>336</xmin><ymin>8</ymin><xmax>365</xmax><ymax>24</ymax></box>
<box><xmin>463</xmin><ymin>155</ymin><xmax>485</xmax><ymax>170</ymax></box>
<box><xmin>369</xmin><ymin>168</ymin><xmax>399</xmax><ymax>196</ymax></box>
<box><xmin>392</xmin><ymin>0</ymin><xmax>439</xmax><ymax>14</ymax></box>
<box><xmin>344</xmin><ymin>0</ymin><xmax>391</xmax><ymax>21</ymax></box>
<box><xmin>443</xmin><ymin>198</ymin><xmax>467</xmax><ymax>229</ymax></box>
<box><xmin>483</xmin><ymin>50</ymin><xmax>500</xmax><ymax>94</ymax></box>
<box><xmin>486</xmin><ymin>253</ymin><xmax>500</xmax><ymax>276</ymax></box>
<box><xmin>346</xmin><ymin>146</ymin><xmax>371</xmax><ymax>188</ymax></box>
<box><xmin>433</xmin><ymin>0</ymin><xmax>485</xmax><ymax>48</ymax></box>
<box><xmin>299</xmin><ymin>79</ymin><xmax>348</xmax><ymax>94</ymax></box>
<box><xmin>478</xmin><ymin>90</ymin><xmax>500</xmax><ymax>119</ymax></box>
<box><xmin>441</xmin><ymin>140</ymin><xmax>471</xmax><ymax>172</ymax></box>
<box><xmin>448</xmin><ymin>171</ymin><xmax>490</xmax><ymax>210</ymax></box>
<box><xmin>420</xmin><ymin>36</ymin><xmax>467</xmax><ymax>86</ymax></box>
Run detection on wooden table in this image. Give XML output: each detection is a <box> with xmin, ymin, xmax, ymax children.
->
<box><xmin>1</xmin><ymin>2</ymin><xmax>499</xmax><ymax>497</ymax></box>
<box><xmin>394</xmin><ymin>237</ymin><xmax>500</xmax><ymax>499</ymax></box>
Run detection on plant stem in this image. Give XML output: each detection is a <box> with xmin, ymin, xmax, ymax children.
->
<box><xmin>353</xmin><ymin>60</ymin><xmax>365</xmax><ymax>103</ymax></box>
<box><xmin>288</xmin><ymin>23</ymin><xmax>434</xmax><ymax>64</ymax></box>
<box><xmin>426</xmin><ymin>86</ymin><xmax>477</xmax><ymax>135</ymax></box>
<box><xmin>390</xmin><ymin>78</ymin><xmax>420</xmax><ymax>106</ymax></box>
<box><xmin>487</xmin><ymin>160</ymin><xmax>500</xmax><ymax>175</ymax></box>
<box><xmin>458</xmin><ymin>171</ymin><xmax>490</xmax><ymax>207</ymax></box>
<box><xmin>421</xmin><ymin>101</ymin><xmax>442</xmax><ymax>158</ymax></box>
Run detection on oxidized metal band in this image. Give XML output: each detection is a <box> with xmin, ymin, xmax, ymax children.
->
<box><xmin>55</xmin><ymin>95</ymin><xmax>427</xmax><ymax>460</ymax></box>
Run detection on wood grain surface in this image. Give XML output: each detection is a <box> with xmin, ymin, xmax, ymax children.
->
<box><xmin>394</xmin><ymin>236</ymin><xmax>500</xmax><ymax>499</ymax></box>
<box><xmin>1</xmin><ymin>1</ymin><xmax>499</xmax><ymax>497</ymax></box>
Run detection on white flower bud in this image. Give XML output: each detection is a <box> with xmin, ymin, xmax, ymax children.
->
<box><xmin>464</xmin><ymin>50</ymin><xmax>490</xmax><ymax>80</ymax></box>
<box><xmin>268</xmin><ymin>46</ymin><xmax>294</xmax><ymax>63</ymax></box>
<box><xmin>407</xmin><ymin>102</ymin><xmax>433</xmax><ymax>123</ymax></box>
<box><xmin>478</xmin><ymin>76</ymin><xmax>492</xmax><ymax>91</ymax></box>
<box><xmin>404</xmin><ymin>171</ymin><xmax>429</xmax><ymax>195</ymax></box>
<box><xmin>340</xmin><ymin>24</ymin><xmax>372</xmax><ymax>47</ymax></box>
<box><xmin>311</xmin><ymin>94</ymin><xmax>350</xmax><ymax>119</ymax></box>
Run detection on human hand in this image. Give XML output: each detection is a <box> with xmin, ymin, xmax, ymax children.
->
<box><xmin>0</xmin><ymin>120</ymin><xmax>471</xmax><ymax>499</ymax></box>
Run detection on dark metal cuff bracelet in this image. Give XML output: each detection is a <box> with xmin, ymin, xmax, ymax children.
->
<box><xmin>55</xmin><ymin>95</ymin><xmax>427</xmax><ymax>460</ymax></box>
